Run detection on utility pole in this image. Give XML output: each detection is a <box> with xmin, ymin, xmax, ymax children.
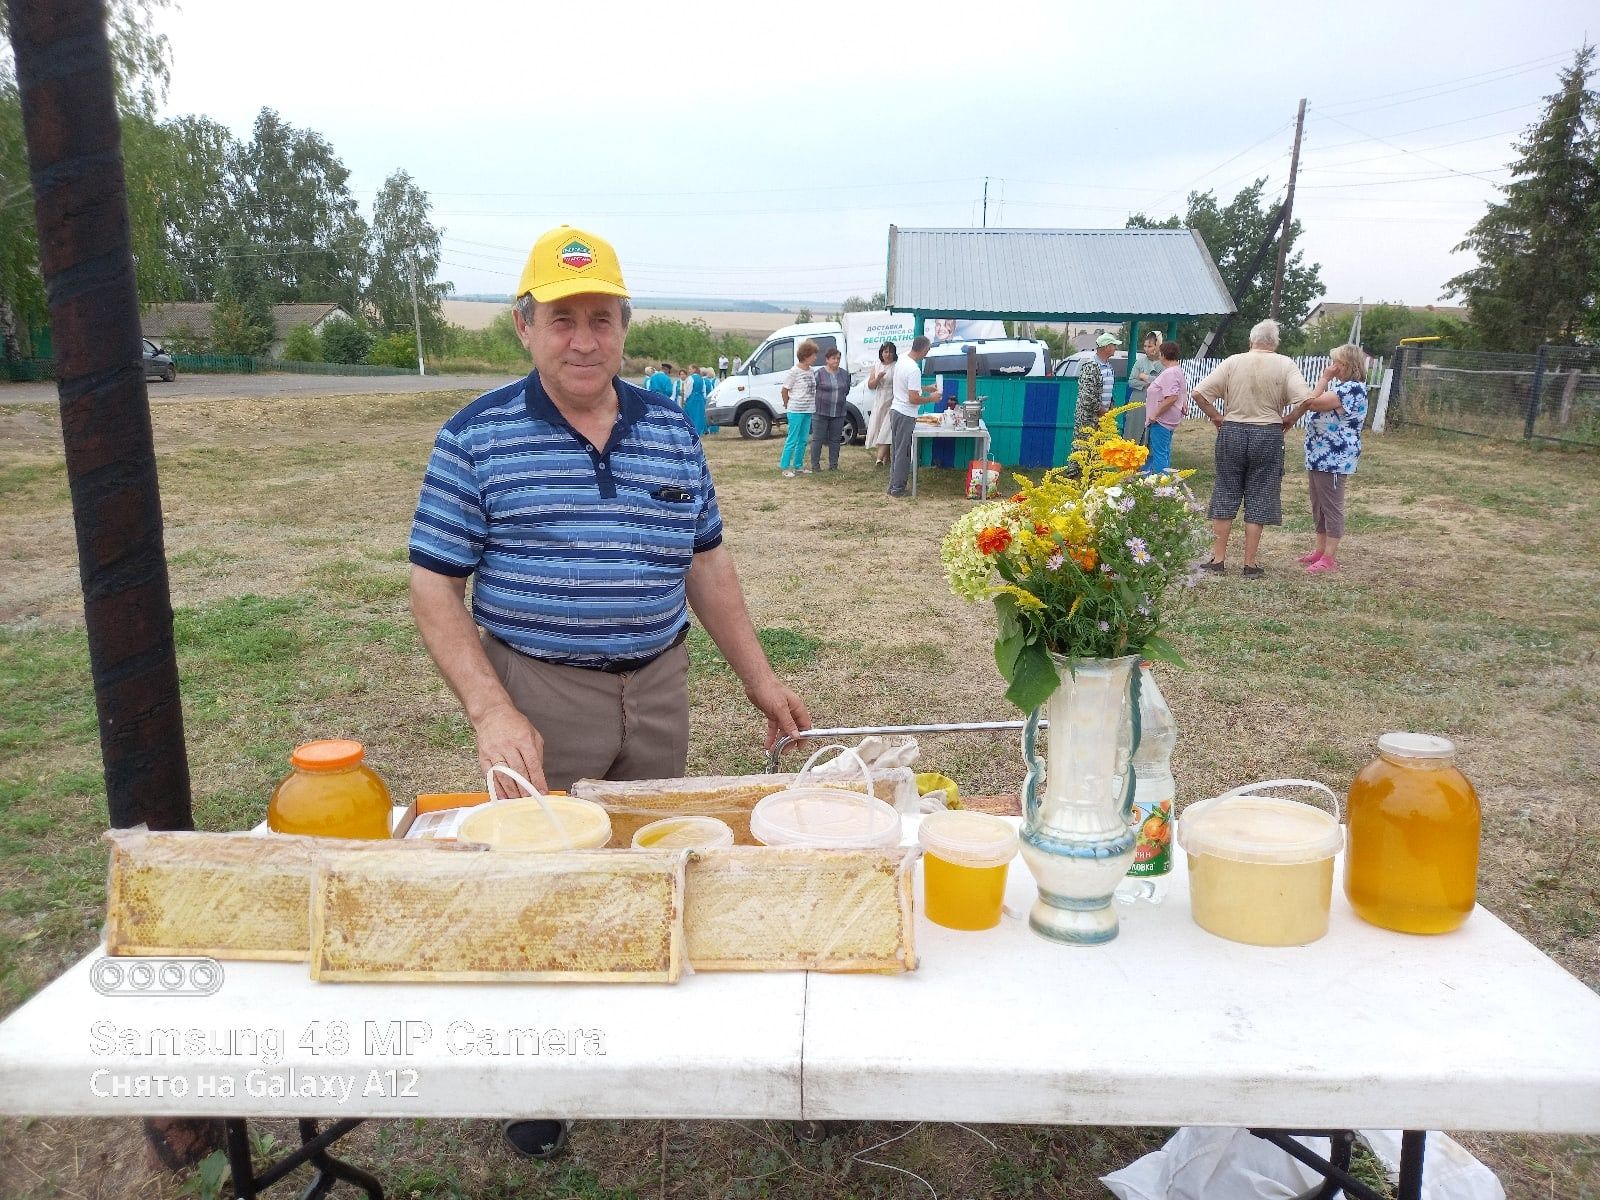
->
<box><xmin>982</xmin><ymin>177</ymin><xmax>989</xmax><ymax>228</ymax></box>
<box><xmin>407</xmin><ymin>255</ymin><xmax>425</xmax><ymax>376</ymax></box>
<box><xmin>1270</xmin><ymin>98</ymin><xmax>1307</xmax><ymax>322</ymax></box>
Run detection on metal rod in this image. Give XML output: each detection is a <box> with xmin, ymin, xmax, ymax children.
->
<box><xmin>1397</xmin><ymin>1129</ymin><xmax>1427</xmax><ymax>1200</ymax></box>
<box><xmin>765</xmin><ymin>721</ymin><xmax>1043</xmax><ymax>772</ymax></box>
<box><xmin>1248</xmin><ymin>1130</ymin><xmax>1389</xmax><ymax>1200</ymax></box>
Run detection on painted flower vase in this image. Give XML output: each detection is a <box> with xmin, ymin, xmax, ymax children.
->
<box><xmin>1019</xmin><ymin>653</ymin><xmax>1142</xmax><ymax>945</ymax></box>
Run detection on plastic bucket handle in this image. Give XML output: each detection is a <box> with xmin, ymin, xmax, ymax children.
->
<box><xmin>484</xmin><ymin>763</ymin><xmax>575</xmax><ymax>851</ymax></box>
<box><xmin>1217</xmin><ymin>778</ymin><xmax>1341</xmax><ymax>825</ymax></box>
<box><xmin>797</xmin><ymin>743</ymin><xmax>875</xmax><ymax>797</ymax></box>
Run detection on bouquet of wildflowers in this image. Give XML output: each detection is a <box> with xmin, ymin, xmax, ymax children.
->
<box><xmin>940</xmin><ymin>404</ymin><xmax>1209</xmax><ymax>710</ymax></box>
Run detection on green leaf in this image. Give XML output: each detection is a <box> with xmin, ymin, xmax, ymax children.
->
<box><xmin>1004</xmin><ymin>641</ymin><xmax>1060</xmax><ymax>711</ymax></box>
<box><xmin>1140</xmin><ymin>633</ymin><xmax>1187</xmax><ymax>668</ymax></box>
<box><xmin>994</xmin><ymin>593</ymin><xmax>1021</xmax><ymax>643</ymax></box>
<box><xmin>995</xmin><ymin>631</ymin><xmax>1025</xmax><ymax>679</ymax></box>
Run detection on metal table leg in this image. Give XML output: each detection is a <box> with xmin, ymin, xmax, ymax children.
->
<box><xmin>1252</xmin><ymin>1128</ymin><xmax>1426</xmax><ymax>1200</ymax></box>
<box><xmin>223</xmin><ymin>1117</ymin><xmax>382</xmax><ymax>1200</ymax></box>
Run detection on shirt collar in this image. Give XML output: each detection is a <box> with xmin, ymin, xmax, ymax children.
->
<box><xmin>522</xmin><ymin>370</ymin><xmax>646</xmax><ymax>443</ymax></box>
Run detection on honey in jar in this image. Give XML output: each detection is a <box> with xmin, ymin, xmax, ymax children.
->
<box><xmin>917</xmin><ymin>810</ymin><xmax>1017</xmax><ymax>931</ymax></box>
<box><xmin>268</xmin><ymin>739</ymin><xmax>392</xmax><ymax>839</ymax></box>
<box><xmin>1344</xmin><ymin>733</ymin><xmax>1479</xmax><ymax>934</ymax></box>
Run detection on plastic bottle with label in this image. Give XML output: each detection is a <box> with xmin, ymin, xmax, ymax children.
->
<box><xmin>1116</xmin><ymin>665</ymin><xmax>1177</xmax><ymax>904</ymax></box>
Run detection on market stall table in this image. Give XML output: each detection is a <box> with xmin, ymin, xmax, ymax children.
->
<box><xmin>911</xmin><ymin>419</ymin><xmax>990</xmax><ymax>498</ymax></box>
<box><xmin>2</xmin><ymin>816</ymin><xmax>1597</xmax><ymax>1199</ymax></box>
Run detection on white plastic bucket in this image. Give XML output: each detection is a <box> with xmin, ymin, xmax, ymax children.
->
<box><xmin>1176</xmin><ymin>779</ymin><xmax>1343</xmax><ymax>947</ymax></box>
<box><xmin>631</xmin><ymin>815</ymin><xmax>736</xmax><ymax>850</ymax></box>
<box><xmin>750</xmin><ymin>745</ymin><xmax>901</xmax><ymax>850</ymax></box>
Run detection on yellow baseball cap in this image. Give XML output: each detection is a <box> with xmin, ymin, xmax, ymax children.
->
<box><xmin>515</xmin><ymin>226</ymin><xmax>630</xmax><ymax>304</ymax></box>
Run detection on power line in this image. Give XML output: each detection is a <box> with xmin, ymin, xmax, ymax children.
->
<box><xmin>1312</xmin><ymin>109</ymin><xmax>1509</xmax><ymax>185</ymax></box>
<box><xmin>1143</xmin><ymin>119</ymin><xmax>1295</xmax><ymax>213</ymax></box>
<box><xmin>1301</xmin><ymin>126</ymin><xmax>1525</xmax><ymax>172</ymax></box>
<box><xmin>1300</xmin><ymin>166</ymin><xmax>1511</xmax><ymax>190</ymax></box>
<box><xmin>373</xmin><ymin>176</ymin><xmax>976</xmax><ymax>201</ymax></box>
<box><xmin>1314</xmin><ymin>51</ymin><xmax>1571</xmax><ymax>118</ymax></box>
<box><xmin>1307</xmin><ymin>99</ymin><xmax>1545</xmax><ymax>155</ymax></box>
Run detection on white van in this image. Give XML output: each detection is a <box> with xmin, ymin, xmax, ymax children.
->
<box><xmin>706</xmin><ymin>312</ymin><xmax>916</xmax><ymax>440</ymax></box>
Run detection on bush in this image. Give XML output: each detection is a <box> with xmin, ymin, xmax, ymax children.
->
<box><xmin>320</xmin><ymin>317</ymin><xmax>374</xmax><ymax>365</ymax></box>
<box><xmin>624</xmin><ymin>317</ymin><xmax>754</xmax><ymax>371</ymax></box>
<box><xmin>366</xmin><ymin>332</ymin><xmax>417</xmax><ymax>369</ymax></box>
<box><xmin>437</xmin><ymin>313</ymin><xmax>526</xmax><ymax>369</ymax></box>
<box><xmin>281</xmin><ymin>323</ymin><xmax>323</xmax><ymax>362</ymax></box>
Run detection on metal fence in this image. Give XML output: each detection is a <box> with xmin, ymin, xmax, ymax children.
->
<box><xmin>1388</xmin><ymin>345</ymin><xmax>1600</xmax><ymax>448</ymax></box>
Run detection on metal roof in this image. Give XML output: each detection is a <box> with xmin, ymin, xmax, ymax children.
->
<box><xmin>887</xmin><ymin>227</ymin><xmax>1235</xmax><ymax>320</ymax></box>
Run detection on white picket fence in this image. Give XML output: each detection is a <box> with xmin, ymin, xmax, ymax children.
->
<box><xmin>1172</xmin><ymin>355</ymin><xmax>1383</xmax><ymax>426</ymax></box>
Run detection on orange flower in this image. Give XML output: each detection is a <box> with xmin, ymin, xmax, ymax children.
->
<box><xmin>1100</xmin><ymin>439</ymin><xmax>1149</xmax><ymax>471</ymax></box>
<box><xmin>1033</xmin><ymin>522</ymin><xmax>1050</xmax><ymax>537</ymax></box>
<box><xmin>1069</xmin><ymin>545</ymin><xmax>1098</xmax><ymax>570</ymax></box>
<box><xmin>975</xmin><ymin>526</ymin><xmax>1013</xmax><ymax>556</ymax></box>
<box><xmin>1010</xmin><ymin>491</ymin><xmax>1026</xmax><ymax>504</ymax></box>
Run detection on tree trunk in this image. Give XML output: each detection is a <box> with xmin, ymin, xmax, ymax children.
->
<box><xmin>7</xmin><ymin>0</ymin><xmax>210</xmax><ymax>1171</ymax></box>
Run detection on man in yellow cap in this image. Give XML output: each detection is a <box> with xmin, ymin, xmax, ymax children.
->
<box><xmin>409</xmin><ymin>224</ymin><xmax>810</xmax><ymax>794</ymax></box>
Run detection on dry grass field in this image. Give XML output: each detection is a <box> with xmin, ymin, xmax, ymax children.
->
<box><xmin>1</xmin><ymin>390</ymin><xmax>1596</xmax><ymax>1198</ymax></box>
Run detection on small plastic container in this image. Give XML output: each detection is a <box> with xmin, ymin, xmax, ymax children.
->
<box><xmin>268</xmin><ymin>739</ymin><xmax>392</xmax><ymax>840</ymax></box>
<box><xmin>457</xmin><ymin>795</ymin><xmax>612</xmax><ymax>851</ymax></box>
<box><xmin>750</xmin><ymin>746</ymin><xmax>902</xmax><ymax>850</ymax></box>
<box><xmin>918</xmin><ymin>810</ymin><xmax>1017</xmax><ymax>931</ymax></box>
<box><xmin>631</xmin><ymin>815</ymin><xmax>736</xmax><ymax>850</ymax></box>
<box><xmin>1176</xmin><ymin>780</ymin><xmax>1343</xmax><ymax>947</ymax></box>
<box><xmin>1345</xmin><ymin>733</ymin><xmax>1480</xmax><ymax>934</ymax></box>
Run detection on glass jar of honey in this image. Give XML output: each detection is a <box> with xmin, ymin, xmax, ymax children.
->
<box><xmin>1344</xmin><ymin>733</ymin><xmax>1479</xmax><ymax>934</ymax></box>
<box><xmin>268</xmin><ymin>739</ymin><xmax>392</xmax><ymax>839</ymax></box>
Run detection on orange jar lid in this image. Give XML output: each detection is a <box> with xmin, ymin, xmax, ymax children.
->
<box><xmin>290</xmin><ymin>739</ymin><xmax>366</xmax><ymax>771</ymax></box>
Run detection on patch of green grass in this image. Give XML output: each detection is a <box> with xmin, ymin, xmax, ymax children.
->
<box><xmin>0</xmin><ymin>462</ymin><xmax>64</xmax><ymax>499</ymax></box>
<box><xmin>687</xmin><ymin>625</ymin><xmax>826</xmax><ymax>677</ymax></box>
<box><xmin>308</xmin><ymin>559</ymin><xmax>410</xmax><ymax>604</ymax></box>
<box><xmin>168</xmin><ymin>546</ymin><xmax>241</xmax><ymax>570</ymax></box>
<box><xmin>174</xmin><ymin>594</ymin><xmax>305</xmax><ymax>668</ymax></box>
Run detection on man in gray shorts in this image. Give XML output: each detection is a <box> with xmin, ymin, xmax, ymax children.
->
<box><xmin>1190</xmin><ymin>319</ymin><xmax>1311</xmax><ymax>577</ymax></box>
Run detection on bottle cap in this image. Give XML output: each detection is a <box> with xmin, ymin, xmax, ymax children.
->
<box><xmin>1377</xmin><ymin>732</ymin><xmax>1455</xmax><ymax>762</ymax></box>
<box><xmin>290</xmin><ymin>739</ymin><xmax>366</xmax><ymax>771</ymax></box>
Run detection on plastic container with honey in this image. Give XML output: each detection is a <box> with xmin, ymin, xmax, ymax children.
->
<box><xmin>1345</xmin><ymin>732</ymin><xmax>1479</xmax><ymax>934</ymax></box>
<box><xmin>631</xmin><ymin>815</ymin><xmax>735</xmax><ymax>850</ymax></box>
<box><xmin>457</xmin><ymin>795</ymin><xmax>613</xmax><ymax>850</ymax></box>
<box><xmin>917</xmin><ymin>810</ymin><xmax>1017</xmax><ymax>931</ymax></box>
<box><xmin>1176</xmin><ymin>779</ymin><xmax>1343</xmax><ymax>947</ymax></box>
<box><xmin>750</xmin><ymin>745</ymin><xmax>902</xmax><ymax>850</ymax></box>
<box><xmin>268</xmin><ymin>739</ymin><xmax>393</xmax><ymax>839</ymax></box>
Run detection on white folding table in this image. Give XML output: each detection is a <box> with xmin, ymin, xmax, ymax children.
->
<box><xmin>2</xmin><ymin>818</ymin><xmax>1596</xmax><ymax>1199</ymax></box>
<box><xmin>910</xmin><ymin>420</ymin><xmax>991</xmax><ymax>498</ymax></box>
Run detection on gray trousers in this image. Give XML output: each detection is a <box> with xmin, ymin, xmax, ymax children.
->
<box><xmin>888</xmin><ymin>410</ymin><xmax>916</xmax><ymax>496</ymax></box>
<box><xmin>810</xmin><ymin>413</ymin><xmax>847</xmax><ymax>470</ymax></box>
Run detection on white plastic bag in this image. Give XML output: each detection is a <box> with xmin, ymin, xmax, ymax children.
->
<box><xmin>1101</xmin><ymin>1127</ymin><xmax>1329</xmax><ymax>1200</ymax></box>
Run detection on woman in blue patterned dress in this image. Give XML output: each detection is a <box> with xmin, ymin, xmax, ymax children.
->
<box><xmin>1283</xmin><ymin>343</ymin><xmax>1368</xmax><ymax>574</ymax></box>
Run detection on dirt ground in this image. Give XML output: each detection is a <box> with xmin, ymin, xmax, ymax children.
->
<box><xmin>1</xmin><ymin>391</ymin><xmax>1597</xmax><ymax>1198</ymax></box>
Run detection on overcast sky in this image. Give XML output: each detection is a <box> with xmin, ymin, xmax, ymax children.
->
<box><xmin>154</xmin><ymin>0</ymin><xmax>1596</xmax><ymax>309</ymax></box>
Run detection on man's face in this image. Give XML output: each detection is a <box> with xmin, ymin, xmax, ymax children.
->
<box><xmin>515</xmin><ymin>293</ymin><xmax>625</xmax><ymax>404</ymax></box>
<box><xmin>1097</xmin><ymin>343</ymin><xmax>1116</xmax><ymax>362</ymax></box>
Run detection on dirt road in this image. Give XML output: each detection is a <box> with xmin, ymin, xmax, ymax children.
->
<box><xmin>0</xmin><ymin>371</ymin><xmax>510</xmax><ymax>406</ymax></box>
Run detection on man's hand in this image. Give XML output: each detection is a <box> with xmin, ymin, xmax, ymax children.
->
<box><xmin>746</xmin><ymin>676</ymin><xmax>812</xmax><ymax>751</ymax></box>
<box><xmin>1210</xmin><ymin>413</ymin><xmax>1224</xmax><ymax>429</ymax></box>
<box><xmin>474</xmin><ymin>702</ymin><xmax>548</xmax><ymax>795</ymax></box>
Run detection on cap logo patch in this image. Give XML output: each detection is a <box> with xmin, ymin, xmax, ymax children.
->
<box><xmin>558</xmin><ymin>239</ymin><xmax>595</xmax><ymax>270</ymax></box>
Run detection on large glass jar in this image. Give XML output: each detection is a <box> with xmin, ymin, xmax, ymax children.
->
<box><xmin>1344</xmin><ymin>733</ymin><xmax>1479</xmax><ymax>934</ymax></box>
<box><xmin>268</xmin><ymin>739</ymin><xmax>392</xmax><ymax>839</ymax></box>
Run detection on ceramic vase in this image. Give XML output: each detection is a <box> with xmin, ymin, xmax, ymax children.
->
<box><xmin>1018</xmin><ymin>653</ymin><xmax>1141</xmax><ymax>945</ymax></box>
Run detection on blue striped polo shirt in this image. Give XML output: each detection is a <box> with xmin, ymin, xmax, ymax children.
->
<box><xmin>408</xmin><ymin>371</ymin><xmax>723</xmax><ymax>668</ymax></box>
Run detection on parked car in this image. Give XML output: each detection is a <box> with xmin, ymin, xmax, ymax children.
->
<box><xmin>143</xmin><ymin>339</ymin><xmax>176</xmax><ymax>382</ymax></box>
<box><xmin>1053</xmin><ymin>348</ymin><xmax>1128</xmax><ymax>380</ymax></box>
<box><xmin>924</xmin><ymin>338</ymin><xmax>1049</xmax><ymax>379</ymax></box>
<box><xmin>707</xmin><ymin>313</ymin><xmax>916</xmax><ymax>441</ymax></box>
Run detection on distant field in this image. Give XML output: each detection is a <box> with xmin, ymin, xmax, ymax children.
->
<box><xmin>442</xmin><ymin>298</ymin><xmax>799</xmax><ymax>338</ymax></box>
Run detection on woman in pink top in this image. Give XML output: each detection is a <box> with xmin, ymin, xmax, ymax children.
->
<box><xmin>1143</xmin><ymin>340</ymin><xmax>1188</xmax><ymax>473</ymax></box>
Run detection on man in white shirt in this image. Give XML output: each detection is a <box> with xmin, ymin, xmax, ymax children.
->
<box><xmin>717</xmin><ymin>353</ymin><xmax>729</xmax><ymax>379</ymax></box>
<box><xmin>888</xmin><ymin>335</ymin><xmax>937</xmax><ymax>498</ymax></box>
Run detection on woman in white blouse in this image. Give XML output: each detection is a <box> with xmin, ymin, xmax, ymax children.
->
<box><xmin>863</xmin><ymin>341</ymin><xmax>898</xmax><ymax>466</ymax></box>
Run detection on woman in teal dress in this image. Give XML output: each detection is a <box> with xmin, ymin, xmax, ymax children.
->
<box><xmin>679</xmin><ymin>364</ymin><xmax>712</xmax><ymax>436</ymax></box>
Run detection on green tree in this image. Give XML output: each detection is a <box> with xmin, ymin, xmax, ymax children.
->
<box><xmin>210</xmin><ymin>297</ymin><xmax>271</xmax><ymax>356</ymax></box>
<box><xmin>281</xmin><ymin>323</ymin><xmax>323</xmax><ymax>362</ymax></box>
<box><xmin>1033</xmin><ymin>325</ymin><xmax>1068</xmax><ymax>360</ymax></box>
<box><xmin>320</xmin><ymin>316</ymin><xmax>373</xmax><ymax>364</ymax></box>
<box><xmin>840</xmin><ymin>292</ymin><xmax>888</xmax><ymax>313</ymax></box>
<box><xmin>365</xmin><ymin>169</ymin><xmax>450</xmax><ymax>352</ymax></box>
<box><xmin>1128</xmin><ymin>180</ymin><xmax>1323</xmax><ymax>355</ymax></box>
<box><xmin>1446</xmin><ymin>46</ymin><xmax>1599</xmax><ymax>350</ymax></box>
<box><xmin>0</xmin><ymin>0</ymin><xmax>174</xmax><ymax>357</ymax></box>
<box><xmin>796</xmin><ymin>307</ymin><xmax>814</xmax><ymax>323</ymax></box>
<box><xmin>229</xmin><ymin>108</ymin><xmax>366</xmax><ymax>307</ymax></box>
<box><xmin>146</xmin><ymin>114</ymin><xmax>238</xmax><ymax>301</ymax></box>
<box><xmin>624</xmin><ymin>317</ymin><xmax>723</xmax><ymax>367</ymax></box>
<box><xmin>1295</xmin><ymin>304</ymin><xmax>1476</xmax><ymax>356</ymax></box>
